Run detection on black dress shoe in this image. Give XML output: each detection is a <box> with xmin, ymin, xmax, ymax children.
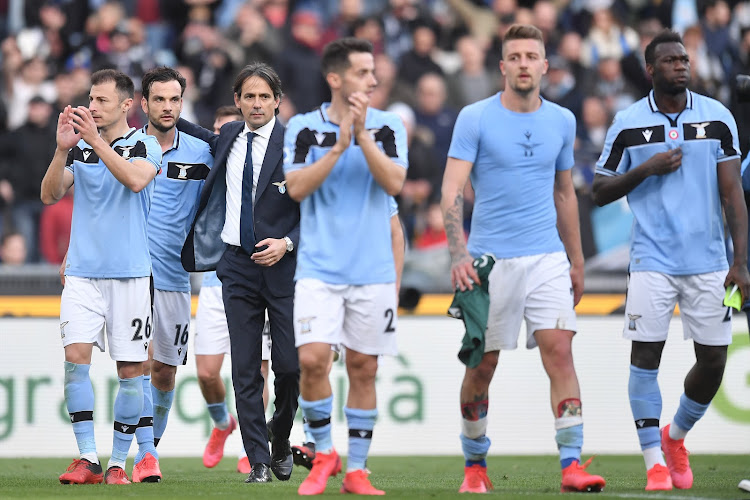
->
<box><xmin>271</xmin><ymin>439</ymin><xmax>293</xmax><ymax>481</ymax></box>
<box><xmin>245</xmin><ymin>463</ymin><xmax>272</xmax><ymax>483</ymax></box>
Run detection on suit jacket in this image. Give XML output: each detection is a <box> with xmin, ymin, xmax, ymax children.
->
<box><xmin>180</xmin><ymin>118</ymin><xmax>300</xmax><ymax>297</ymax></box>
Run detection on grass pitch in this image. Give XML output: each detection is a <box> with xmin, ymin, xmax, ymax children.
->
<box><xmin>1</xmin><ymin>455</ymin><xmax>748</xmax><ymax>499</ymax></box>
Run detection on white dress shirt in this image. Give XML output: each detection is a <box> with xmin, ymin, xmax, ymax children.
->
<box><xmin>221</xmin><ymin>116</ymin><xmax>276</xmax><ymax>246</ymax></box>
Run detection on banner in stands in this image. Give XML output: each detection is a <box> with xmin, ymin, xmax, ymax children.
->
<box><xmin>0</xmin><ymin>316</ymin><xmax>748</xmax><ymax>457</ymax></box>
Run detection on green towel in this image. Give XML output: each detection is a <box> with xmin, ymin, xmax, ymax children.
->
<box><xmin>447</xmin><ymin>254</ymin><xmax>495</xmax><ymax>368</ymax></box>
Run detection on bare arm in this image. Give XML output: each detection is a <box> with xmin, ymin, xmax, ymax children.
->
<box><xmin>70</xmin><ymin>106</ymin><xmax>157</xmax><ymax>192</ymax></box>
<box><xmin>554</xmin><ymin>169</ymin><xmax>585</xmax><ymax>306</ymax></box>
<box><xmin>285</xmin><ymin>113</ymin><xmax>352</xmax><ymax>202</ymax></box>
<box><xmin>390</xmin><ymin>214</ymin><xmax>405</xmax><ymax>294</ymax></box>
<box><xmin>592</xmin><ymin>148</ymin><xmax>682</xmax><ymax>206</ymax></box>
<box><xmin>441</xmin><ymin>157</ymin><xmax>478</xmax><ymax>291</ymax></box>
<box><xmin>41</xmin><ymin>107</ymin><xmax>77</xmax><ymax>204</ymax></box>
<box><xmin>718</xmin><ymin>158</ymin><xmax>750</xmax><ymax>300</ymax></box>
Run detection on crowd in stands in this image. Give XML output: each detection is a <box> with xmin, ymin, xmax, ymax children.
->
<box><xmin>1</xmin><ymin>0</ymin><xmax>749</xmax><ymax>271</ymax></box>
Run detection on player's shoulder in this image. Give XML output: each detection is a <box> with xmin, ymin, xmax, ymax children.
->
<box><xmin>540</xmin><ymin>98</ymin><xmax>576</xmax><ymax>124</ymax></box>
<box><xmin>460</xmin><ymin>94</ymin><xmax>497</xmax><ymax>117</ymax></box>
<box><xmin>176</xmin><ymin>129</ymin><xmax>212</xmax><ymax>152</ymax></box>
<box><xmin>689</xmin><ymin>90</ymin><xmax>732</xmax><ymax>117</ymax></box>
<box><xmin>288</xmin><ymin>107</ymin><xmax>326</xmax><ymax>129</ymax></box>
<box><xmin>608</xmin><ymin>96</ymin><xmax>652</xmax><ymax>128</ymax></box>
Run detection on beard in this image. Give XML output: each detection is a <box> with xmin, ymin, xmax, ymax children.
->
<box><xmin>150</xmin><ymin>117</ymin><xmax>175</xmax><ymax>133</ymax></box>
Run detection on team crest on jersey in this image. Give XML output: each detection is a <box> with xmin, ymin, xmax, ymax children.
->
<box><xmin>668</xmin><ymin>130</ymin><xmax>679</xmax><ymax>140</ymax></box>
<box><xmin>298</xmin><ymin>316</ymin><xmax>316</xmax><ymax>334</ymax></box>
<box><xmin>690</xmin><ymin>122</ymin><xmax>710</xmax><ymax>139</ymax></box>
<box><xmin>517</xmin><ymin>130</ymin><xmax>542</xmax><ymax>157</ymax></box>
<box><xmin>119</xmin><ymin>145</ymin><xmax>135</xmax><ymax>159</ymax></box>
<box><xmin>628</xmin><ymin>314</ymin><xmax>641</xmax><ymax>331</ymax></box>
<box><xmin>273</xmin><ymin>180</ymin><xmax>287</xmax><ymax>194</ymax></box>
<box><xmin>60</xmin><ymin>321</ymin><xmax>69</xmax><ymax>339</ymax></box>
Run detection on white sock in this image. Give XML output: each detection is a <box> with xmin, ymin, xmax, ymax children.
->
<box><xmin>643</xmin><ymin>446</ymin><xmax>665</xmax><ymax>469</ymax></box>
<box><xmin>80</xmin><ymin>452</ymin><xmax>99</xmax><ymax>465</ymax></box>
<box><xmin>669</xmin><ymin>422</ymin><xmax>688</xmax><ymax>441</ymax></box>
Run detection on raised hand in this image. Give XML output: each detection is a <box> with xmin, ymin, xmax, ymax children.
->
<box><xmin>348</xmin><ymin>91</ymin><xmax>369</xmax><ymax>136</ymax></box>
<box><xmin>56</xmin><ymin>106</ymin><xmax>81</xmax><ymax>150</ymax></box>
<box><xmin>69</xmin><ymin>106</ymin><xmax>99</xmax><ymax>145</ymax></box>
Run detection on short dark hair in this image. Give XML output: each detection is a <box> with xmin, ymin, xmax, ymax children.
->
<box><xmin>90</xmin><ymin>69</ymin><xmax>134</xmax><ymax>101</ymax></box>
<box><xmin>502</xmin><ymin>24</ymin><xmax>545</xmax><ymax>58</ymax></box>
<box><xmin>644</xmin><ymin>29</ymin><xmax>684</xmax><ymax>65</ymax></box>
<box><xmin>214</xmin><ymin>105</ymin><xmax>243</xmax><ymax>121</ymax></box>
<box><xmin>321</xmin><ymin>37</ymin><xmax>373</xmax><ymax>76</ymax></box>
<box><xmin>141</xmin><ymin>66</ymin><xmax>187</xmax><ymax>100</ymax></box>
<box><xmin>232</xmin><ymin>62</ymin><xmax>283</xmax><ymax>115</ymax></box>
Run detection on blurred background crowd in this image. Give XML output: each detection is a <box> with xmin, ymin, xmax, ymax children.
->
<box><xmin>1</xmin><ymin>0</ymin><xmax>749</xmax><ymax>294</ymax></box>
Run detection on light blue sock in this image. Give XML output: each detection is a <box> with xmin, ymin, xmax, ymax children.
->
<box><xmin>673</xmin><ymin>393</ymin><xmax>709</xmax><ymax>433</ymax></box>
<box><xmin>556</xmin><ymin>424</ymin><xmax>583</xmax><ymax>469</ymax></box>
<box><xmin>460</xmin><ymin>433</ymin><xmax>491</xmax><ymax>463</ymax></box>
<box><xmin>344</xmin><ymin>406</ymin><xmax>377</xmax><ymax>471</ymax></box>
<box><xmin>207</xmin><ymin>402</ymin><xmax>230</xmax><ymax>429</ymax></box>
<box><xmin>64</xmin><ymin>361</ymin><xmax>98</xmax><ymax>463</ymax></box>
<box><xmin>303</xmin><ymin>417</ymin><xmax>315</xmax><ymax>444</ymax></box>
<box><xmin>152</xmin><ymin>385</ymin><xmax>174</xmax><ymax>444</ymax></box>
<box><xmin>629</xmin><ymin>365</ymin><xmax>662</xmax><ymax>451</ymax></box>
<box><xmin>135</xmin><ymin>375</ymin><xmax>157</xmax><ymax>464</ymax></box>
<box><xmin>109</xmin><ymin>376</ymin><xmax>143</xmax><ymax>469</ymax></box>
<box><xmin>299</xmin><ymin>395</ymin><xmax>334</xmax><ymax>453</ymax></box>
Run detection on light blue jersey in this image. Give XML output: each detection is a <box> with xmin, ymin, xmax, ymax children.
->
<box><xmin>65</xmin><ymin>128</ymin><xmax>161</xmax><ymax>278</ymax></box>
<box><xmin>146</xmin><ymin>128</ymin><xmax>213</xmax><ymax>292</ymax></box>
<box><xmin>284</xmin><ymin>104</ymin><xmax>408</xmax><ymax>285</ymax></box>
<box><xmin>388</xmin><ymin>196</ymin><xmax>398</xmax><ymax>218</ymax></box>
<box><xmin>596</xmin><ymin>90</ymin><xmax>740</xmax><ymax>275</ymax></box>
<box><xmin>448</xmin><ymin>93</ymin><xmax>575</xmax><ymax>259</ymax></box>
<box><xmin>202</xmin><ymin>270</ymin><xmax>221</xmax><ymax>287</ymax></box>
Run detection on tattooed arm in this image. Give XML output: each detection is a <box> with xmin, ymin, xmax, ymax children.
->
<box><xmin>441</xmin><ymin>157</ymin><xmax>479</xmax><ymax>291</ymax></box>
<box><xmin>718</xmin><ymin>158</ymin><xmax>750</xmax><ymax>301</ymax></box>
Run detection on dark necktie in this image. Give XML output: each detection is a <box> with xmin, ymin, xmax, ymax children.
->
<box><xmin>239</xmin><ymin>132</ymin><xmax>256</xmax><ymax>254</ymax></box>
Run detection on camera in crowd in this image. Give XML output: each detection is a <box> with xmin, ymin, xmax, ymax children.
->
<box><xmin>737</xmin><ymin>74</ymin><xmax>750</xmax><ymax>103</ymax></box>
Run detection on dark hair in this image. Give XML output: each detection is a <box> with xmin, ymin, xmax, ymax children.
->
<box><xmin>141</xmin><ymin>66</ymin><xmax>187</xmax><ymax>100</ymax></box>
<box><xmin>321</xmin><ymin>37</ymin><xmax>373</xmax><ymax>76</ymax></box>
<box><xmin>214</xmin><ymin>105</ymin><xmax>243</xmax><ymax>120</ymax></box>
<box><xmin>502</xmin><ymin>24</ymin><xmax>545</xmax><ymax>58</ymax></box>
<box><xmin>644</xmin><ymin>29</ymin><xmax>684</xmax><ymax>65</ymax></box>
<box><xmin>91</xmin><ymin>69</ymin><xmax>134</xmax><ymax>101</ymax></box>
<box><xmin>232</xmin><ymin>62</ymin><xmax>283</xmax><ymax>115</ymax></box>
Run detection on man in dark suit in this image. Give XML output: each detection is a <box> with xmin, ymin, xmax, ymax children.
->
<box><xmin>180</xmin><ymin>63</ymin><xmax>299</xmax><ymax>483</ymax></box>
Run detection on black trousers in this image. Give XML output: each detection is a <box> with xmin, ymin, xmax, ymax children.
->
<box><xmin>216</xmin><ymin>246</ymin><xmax>299</xmax><ymax>464</ymax></box>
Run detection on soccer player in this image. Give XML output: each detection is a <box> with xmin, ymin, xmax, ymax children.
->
<box><xmin>132</xmin><ymin>66</ymin><xmax>213</xmax><ymax>482</ymax></box>
<box><xmin>284</xmin><ymin>37</ymin><xmax>407</xmax><ymax>495</ymax></box>
<box><xmin>41</xmin><ymin>69</ymin><xmax>161</xmax><ymax>485</ymax></box>
<box><xmin>592</xmin><ymin>29</ymin><xmax>750</xmax><ymax>491</ymax></box>
<box><xmin>441</xmin><ymin>24</ymin><xmax>606</xmax><ymax>494</ymax></box>
<box><xmin>292</xmin><ymin>198</ymin><xmax>405</xmax><ymax>470</ymax></box>
<box><xmin>193</xmin><ymin>105</ymin><xmax>272</xmax><ymax>474</ymax></box>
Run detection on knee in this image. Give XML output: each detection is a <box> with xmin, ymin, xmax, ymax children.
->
<box><xmin>466</xmin><ymin>354</ymin><xmax>498</xmax><ymax>385</ymax></box>
<box><xmin>696</xmin><ymin>346</ymin><xmax>727</xmax><ymax>378</ymax></box>
<box><xmin>151</xmin><ymin>362</ymin><xmax>176</xmax><ymax>388</ymax></box>
<box><xmin>346</xmin><ymin>354</ymin><xmax>378</xmax><ymax>386</ymax></box>
<box><xmin>298</xmin><ymin>350</ymin><xmax>329</xmax><ymax>379</ymax></box>
<box><xmin>197</xmin><ymin>366</ymin><xmax>222</xmax><ymax>387</ymax></box>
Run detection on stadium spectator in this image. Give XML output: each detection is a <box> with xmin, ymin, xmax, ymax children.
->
<box><xmin>446</xmin><ymin>35</ymin><xmax>500</xmax><ymax>110</ymax></box>
<box><xmin>41</xmin><ymin>68</ymin><xmax>161</xmax><ymax>485</ymax></box>
<box><xmin>592</xmin><ymin>29</ymin><xmax>748</xmax><ymax>491</ymax></box>
<box><xmin>0</xmin><ymin>95</ymin><xmax>57</xmax><ymax>263</ymax></box>
<box><xmin>441</xmin><ymin>24</ymin><xmax>605</xmax><ymax>494</ymax></box>
<box><xmin>397</xmin><ymin>20</ymin><xmax>444</xmax><ymax>86</ymax></box>
<box><xmin>275</xmin><ymin>10</ymin><xmax>329</xmax><ymax>116</ymax></box>
<box><xmin>38</xmin><ymin>188</ymin><xmax>72</xmax><ymax>265</ymax></box>
<box><xmin>414</xmin><ymin>72</ymin><xmax>457</xmax><ymax>174</ymax></box>
<box><xmin>283</xmin><ymin>37</ymin><xmax>407</xmax><ymax>495</ymax></box>
<box><xmin>0</xmin><ymin>231</ymin><xmax>27</xmax><ymax>265</ymax></box>
<box><xmin>180</xmin><ymin>62</ymin><xmax>301</xmax><ymax>484</ymax></box>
